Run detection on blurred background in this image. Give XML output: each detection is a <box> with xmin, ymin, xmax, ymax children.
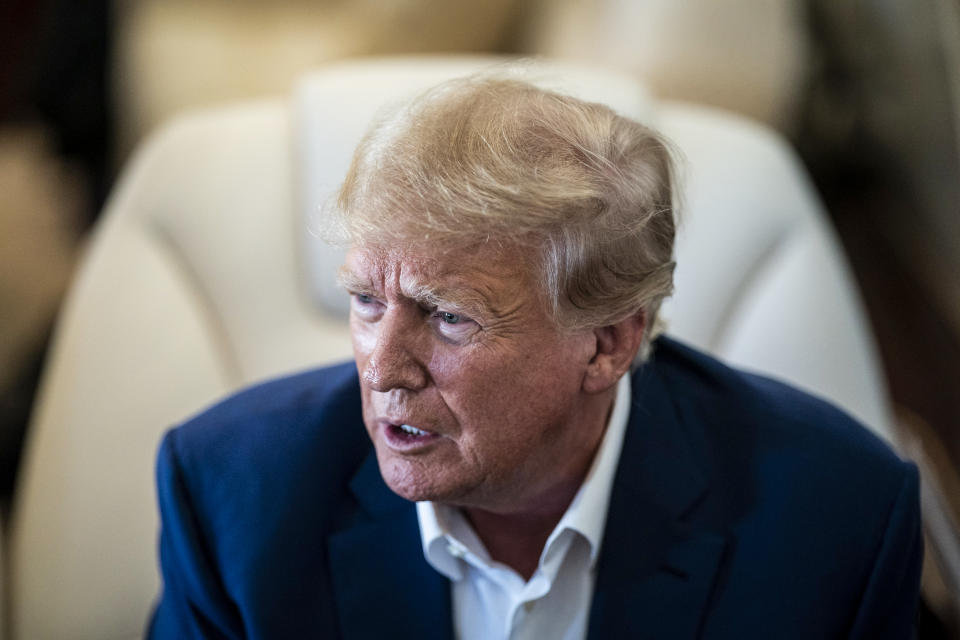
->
<box><xmin>0</xmin><ymin>0</ymin><xmax>957</xmax><ymax>636</ymax></box>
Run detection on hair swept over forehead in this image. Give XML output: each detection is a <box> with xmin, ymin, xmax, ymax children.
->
<box><xmin>330</xmin><ymin>72</ymin><xmax>678</xmax><ymax>359</ymax></box>
<box><xmin>333</xmin><ymin>75</ymin><xmax>671</xmax><ymax>242</ymax></box>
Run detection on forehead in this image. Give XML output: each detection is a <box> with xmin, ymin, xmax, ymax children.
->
<box><xmin>341</xmin><ymin>242</ymin><xmax>536</xmax><ymax>311</ymax></box>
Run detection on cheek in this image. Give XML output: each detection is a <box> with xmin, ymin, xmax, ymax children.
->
<box><xmin>350</xmin><ymin>318</ymin><xmax>375</xmax><ymax>360</ymax></box>
<box><xmin>454</xmin><ymin>340</ymin><xmax>582</xmax><ymax>392</ymax></box>
<box><xmin>431</xmin><ymin>344</ymin><xmax>580</xmax><ymax>434</ymax></box>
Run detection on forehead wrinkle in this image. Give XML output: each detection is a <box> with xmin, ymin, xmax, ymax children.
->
<box><xmin>402</xmin><ymin>276</ymin><xmax>494</xmax><ymax>319</ymax></box>
<box><xmin>343</xmin><ymin>245</ymin><xmax>536</xmax><ymax>321</ymax></box>
<box><xmin>339</xmin><ymin>258</ymin><xmax>496</xmax><ymax>319</ymax></box>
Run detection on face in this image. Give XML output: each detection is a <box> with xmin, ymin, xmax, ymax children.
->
<box><xmin>342</xmin><ymin>242</ymin><xmax>611</xmax><ymax>514</ymax></box>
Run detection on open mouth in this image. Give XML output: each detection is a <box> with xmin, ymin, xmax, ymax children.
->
<box><xmin>389</xmin><ymin>423</ymin><xmax>434</xmax><ymax>438</ymax></box>
<box><xmin>383</xmin><ymin>422</ymin><xmax>439</xmax><ymax>450</ymax></box>
<box><xmin>399</xmin><ymin>423</ymin><xmax>430</xmax><ymax>436</ymax></box>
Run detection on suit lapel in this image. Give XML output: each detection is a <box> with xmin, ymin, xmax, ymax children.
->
<box><xmin>588</xmin><ymin>356</ymin><xmax>729</xmax><ymax>640</ymax></box>
<box><xmin>327</xmin><ymin>452</ymin><xmax>453</xmax><ymax>640</ymax></box>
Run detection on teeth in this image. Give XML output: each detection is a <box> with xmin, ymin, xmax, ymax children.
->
<box><xmin>399</xmin><ymin>424</ymin><xmax>429</xmax><ymax>436</ymax></box>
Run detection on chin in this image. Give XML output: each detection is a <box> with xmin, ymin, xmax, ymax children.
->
<box><xmin>377</xmin><ymin>453</ymin><xmax>441</xmax><ymax>503</ymax></box>
<box><xmin>383</xmin><ymin>478</ymin><xmax>430</xmax><ymax>503</ymax></box>
<box><xmin>376</xmin><ymin>453</ymin><xmax>473</xmax><ymax>505</ymax></box>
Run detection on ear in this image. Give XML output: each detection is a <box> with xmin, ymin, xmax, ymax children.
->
<box><xmin>582</xmin><ymin>311</ymin><xmax>646</xmax><ymax>394</ymax></box>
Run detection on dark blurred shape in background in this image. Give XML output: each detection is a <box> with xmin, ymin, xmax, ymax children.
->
<box><xmin>0</xmin><ymin>0</ymin><xmax>109</xmax><ymax>507</ymax></box>
<box><xmin>31</xmin><ymin>0</ymin><xmax>114</xmax><ymax>220</ymax></box>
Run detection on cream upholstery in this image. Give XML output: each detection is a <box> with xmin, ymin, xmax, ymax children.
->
<box><xmin>524</xmin><ymin>0</ymin><xmax>811</xmax><ymax>132</ymax></box>
<box><xmin>7</xmin><ymin>57</ymin><xmax>894</xmax><ymax>640</ymax></box>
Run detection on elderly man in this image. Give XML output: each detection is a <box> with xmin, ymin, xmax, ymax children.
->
<box><xmin>148</xmin><ymin>76</ymin><xmax>922</xmax><ymax>639</ymax></box>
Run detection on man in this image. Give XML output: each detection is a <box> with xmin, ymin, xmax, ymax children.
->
<box><xmin>148</xmin><ymin>76</ymin><xmax>922</xmax><ymax>639</ymax></box>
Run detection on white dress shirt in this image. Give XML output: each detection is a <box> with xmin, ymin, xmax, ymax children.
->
<box><xmin>417</xmin><ymin>374</ymin><xmax>632</xmax><ymax>640</ymax></box>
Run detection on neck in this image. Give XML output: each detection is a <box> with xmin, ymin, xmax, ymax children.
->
<box><xmin>461</xmin><ymin>385</ymin><xmax>618</xmax><ymax>581</ymax></box>
<box><xmin>463</xmin><ymin>501</ymin><xmax>570</xmax><ymax>581</ymax></box>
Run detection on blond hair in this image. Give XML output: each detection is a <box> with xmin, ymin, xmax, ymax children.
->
<box><xmin>331</xmin><ymin>75</ymin><xmax>677</xmax><ymax>360</ymax></box>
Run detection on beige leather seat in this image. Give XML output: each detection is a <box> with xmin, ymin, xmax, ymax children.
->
<box><xmin>5</xmin><ymin>56</ymin><xmax>909</xmax><ymax>639</ymax></box>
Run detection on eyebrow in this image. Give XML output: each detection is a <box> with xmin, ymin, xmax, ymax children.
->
<box><xmin>336</xmin><ymin>266</ymin><xmax>495</xmax><ymax>320</ymax></box>
<box><xmin>336</xmin><ymin>266</ymin><xmax>378</xmax><ymax>296</ymax></box>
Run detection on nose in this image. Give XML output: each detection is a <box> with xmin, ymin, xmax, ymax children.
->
<box><xmin>359</xmin><ymin>308</ymin><xmax>429</xmax><ymax>393</ymax></box>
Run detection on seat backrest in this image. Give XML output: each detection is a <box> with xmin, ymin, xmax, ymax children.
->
<box><xmin>7</xmin><ymin>56</ymin><xmax>892</xmax><ymax>640</ymax></box>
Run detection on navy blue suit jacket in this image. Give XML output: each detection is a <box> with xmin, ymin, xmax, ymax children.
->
<box><xmin>148</xmin><ymin>337</ymin><xmax>921</xmax><ymax>639</ymax></box>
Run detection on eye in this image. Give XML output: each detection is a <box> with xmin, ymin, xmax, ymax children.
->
<box><xmin>430</xmin><ymin>309</ymin><xmax>478</xmax><ymax>342</ymax></box>
<box><xmin>350</xmin><ymin>292</ymin><xmax>383</xmax><ymax>320</ymax></box>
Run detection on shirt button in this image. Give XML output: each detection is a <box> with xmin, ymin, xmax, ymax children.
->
<box><xmin>446</xmin><ymin>542</ymin><xmax>466</xmax><ymax>559</ymax></box>
<box><xmin>524</xmin><ymin>601</ymin><xmax>535</xmax><ymax>613</ymax></box>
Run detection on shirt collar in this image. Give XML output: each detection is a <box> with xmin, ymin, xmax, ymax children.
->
<box><xmin>417</xmin><ymin>373</ymin><xmax>632</xmax><ymax>578</ymax></box>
